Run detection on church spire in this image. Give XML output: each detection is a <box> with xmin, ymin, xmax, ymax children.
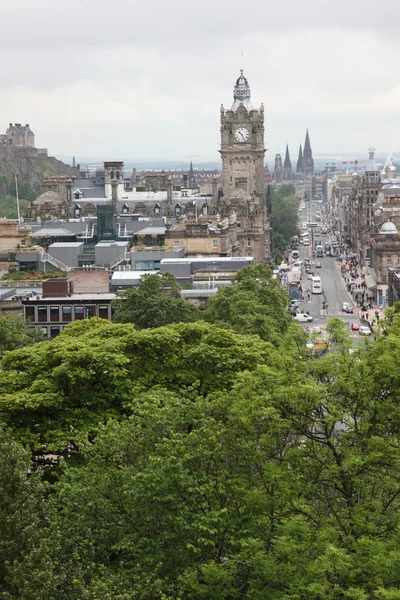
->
<box><xmin>188</xmin><ymin>161</ymin><xmax>196</xmax><ymax>189</ymax></box>
<box><xmin>303</xmin><ymin>129</ymin><xmax>314</xmax><ymax>176</ymax></box>
<box><xmin>296</xmin><ymin>144</ymin><xmax>304</xmax><ymax>174</ymax></box>
<box><xmin>231</xmin><ymin>69</ymin><xmax>253</xmax><ymax>112</ymax></box>
<box><xmin>283</xmin><ymin>144</ymin><xmax>293</xmax><ymax>180</ymax></box>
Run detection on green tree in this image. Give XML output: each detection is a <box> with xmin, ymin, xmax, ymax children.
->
<box><xmin>0</xmin><ymin>314</ymin><xmax>41</xmax><ymax>353</ymax></box>
<box><xmin>0</xmin><ymin>195</ymin><xmax>30</xmax><ymax>219</ymax></box>
<box><xmin>112</xmin><ymin>272</ymin><xmax>201</xmax><ymax>328</ymax></box>
<box><xmin>205</xmin><ymin>264</ymin><xmax>291</xmax><ymax>345</ymax></box>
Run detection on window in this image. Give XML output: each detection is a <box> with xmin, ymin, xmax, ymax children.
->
<box><xmin>62</xmin><ymin>306</ymin><xmax>72</xmax><ymax>322</ymax></box>
<box><xmin>85</xmin><ymin>306</ymin><xmax>95</xmax><ymax>319</ymax></box>
<box><xmin>74</xmin><ymin>306</ymin><xmax>84</xmax><ymax>320</ymax></box>
<box><xmin>212</xmin><ymin>239</ymin><xmax>218</xmax><ymax>249</ymax></box>
<box><xmin>98</xmin><ymin>305</ymin><xmax>109</xmax><ymax>319</ymax></box>
<box><xmin>387</xmin><ymin>256</ymin><xmax>392</xmax><ymax>264</ymax></box>
<box><xmin>397</xmin><ymin>255</ymin><xmax>400</xmax><ymax>264</ymax></box>
<box><xmin>174</xmin><ymin>241</ymin><xmax>179</xmax><ymax>248</ymax></box>
<box><xmin>247</xmin><ymin>238</ymin><xmax>252</xmax><ymax>247</ymax></box>
<box><xmin>37</xmin><ymin>306</ymin><xmax>48</xmax><ymax>322</ymax></box>
<box><xmin>25</xmin><ymin>306</ymin><xmax>35</xmax><ymax>322</ymax></box>
<box><xmin>50</xmin><ymin>326</ymin><xmax>60</xmax><ymax>339</ymax></box>
<box><xmin>50</xmin><ymin>306</ymin><xmax>60</xmax><ymax>322</ymax></box>
<box><xmin>39</xmin><ymin>326</ymin><xmax>48</xmax><ymax>338</ymax></box>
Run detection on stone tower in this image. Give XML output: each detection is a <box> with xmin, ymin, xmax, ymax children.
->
<box><xmin>283</xmin><ymin>144</ymin><xmax>293</xmax><ymax>180</ymax></box>
<box><xmin>219</xmin><ymin>70</ymin><xmax>269</xmax><ymax>263</ymax></box>
<box><xmin>274</xmin><ymin>153</ymin><xmax>283</xmax><ymax>184</ymax></box>
<box><xmin>188</xmin><ymin>161</ymin><xmax>196</xmax><ymax>189</ymax></box>
<box><xmin>296</xmin><ymin>144</ymin><xmax>304</xmax><ymax>174</ymax></box>
<box><xmin>104</xmin><ymin>161</ymin><xmax>124</xmax><ymax>201</ymax></box>
<box><xmin>303</xmin><ymin>129</ymin><xmax>314</xmax><ymax>176</ymax></box>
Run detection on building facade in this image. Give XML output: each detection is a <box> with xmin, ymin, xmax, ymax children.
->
<box><xmin>283</xmin><ymin>144</ymin><xmax>293</xmax><ymax>181</ymax></box>
<box><xmin>3</xmin><ymin>123</ymin><xmax>35</xmax><ymax>147</ymax></box>
<box><xmin>219</xmin><ymin>70</ymin><xmax>269</xmax><ymax>263</ymax></box>
<box><xmin>273</xmin><ymin>154</ymin><xmax>283</xmax><ymax>184</ymax></box>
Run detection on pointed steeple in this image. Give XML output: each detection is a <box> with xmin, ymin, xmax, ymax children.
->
<box><xmin>303</xmin><ymin>129</ymin><xmax>314</xmax><ymax>176</ymax></box>
<box><xmin>304</xmin><ymin>129</ymin><xmax>311</xmax><ymax>152</ymax></box>
<box><xmin>296</xmin><ymin>144</ymin><xmax>304</xmax><ymax>174</ymax></box>
<box><xmin>188</xmin><ymin>161</ymin><xmax>196</xmax><ymax>189</ymax></box>
<box><xmin>283</xmin><ymin>144</ymin><xmax>293</xmax><ymax>181</ymax></box>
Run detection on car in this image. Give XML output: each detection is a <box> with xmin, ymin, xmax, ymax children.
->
<box><xmin>287</xmin><ymin>300</ymin><xmax>299</xmax><ymax>312</ymax></box>
<box><xmin>359</xmin><ymin>326</ymin><xmax>372</xmax><ymax>336</ymax></box>
<box><xmin>342</xmin><ymin>302</ymin><xmax>353</xmax><ymax>314</ymax></box>
<box><xmin>351</xmin><ymin>322</ymin><xmax>360</xmax><ymax>331</ymax></box>
<box><xmin>316</xmin><ymin>261</ymin><xmax>322</xmax><ymax>268</ymax></box>
<box><xmin>307</xmin><ymin>272</ymin><xmax>314</xmax><ymax>279</ymax></box>
<box><xmin>293</xmin><ymin>313</ymin><xmax>313</xmax><ymax>323</ymax></box>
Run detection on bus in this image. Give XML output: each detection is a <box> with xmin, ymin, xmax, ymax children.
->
<box><xmin>311</xmin><ymin>275</ymin><xmax>322</xmax><ymax>294</ymax></box>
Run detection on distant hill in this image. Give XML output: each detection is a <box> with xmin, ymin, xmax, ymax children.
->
<box><xmin>0</xmin><ymin>145</ymin><xmax>77</xmax><ymax>192</ymax></box>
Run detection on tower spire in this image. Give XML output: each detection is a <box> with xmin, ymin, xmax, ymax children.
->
<box><xmin>296</xmin><ymin>144</ymin><xmax>304</xmax><ymax>174</ymax></box>
<box><xmin>283</xmin><ymin>144</ymin><xmax>293</xmax><ymax>181</ymax></box>
<box><xmin>303</xmin><ymin>129</ymin><xmax>314</xmax><ymax>176</ymax></box>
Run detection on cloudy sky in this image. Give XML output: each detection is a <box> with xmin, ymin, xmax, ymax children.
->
<box><xmin>1</xmin><ymin>0</ymin><xmax>399</xmax><ymax>164</ymax></box>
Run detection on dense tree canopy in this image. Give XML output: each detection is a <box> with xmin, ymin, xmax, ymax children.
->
<box><xmin>112</xmin><ymin>272</ymin><xmax>201</xmax><ymax>328</ymax></box>
<box><xmin>205</xmin><ymin>264</ymin><xmax>292</xmax><ymax>345</ymax></box>
<box><xmin>267</xmin><ymin>184</ymin><xmax>300</xmax><ymax>263</ymax></box>
<box><xmin>3</xmin><ymin>295</ymin><xmax>400</xmax><ymax>597</ymax></box>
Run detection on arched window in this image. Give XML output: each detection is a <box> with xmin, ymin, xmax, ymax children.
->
<box><xmin>116</xmin><ymin>171</ymin><xmax>120</xmax><ymax>180</ymax></box>
<box><xmin>110</xmin><ymin>170</ymin><xmax>115</xmax><ymax>179</ymax></box>
<box><xmin>175</xmin><ymin>204</ymin><xmax>181</xmax><ymax>218</ymax></box>
<box><xmin>202</xmin><ymin>203</ymin><xmax>208</xmax><ymax>216</ymax></box>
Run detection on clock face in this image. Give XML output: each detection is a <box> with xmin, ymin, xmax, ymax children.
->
<box><xmin>234</xmin><ymin>127</ymin><xmax>250</xmax><ymax>142</ymax></box>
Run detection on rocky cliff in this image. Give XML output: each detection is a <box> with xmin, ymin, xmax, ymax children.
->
<box><xmin>0</xmin><ymin>145</ymin><xmax>77</xmax><ymax>191</ymax></box>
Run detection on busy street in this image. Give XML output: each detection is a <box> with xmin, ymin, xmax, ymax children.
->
<box><xmin>285</xmin><ymin>198</ymin><xmax>376</xmax><ymax>342</ymax></box>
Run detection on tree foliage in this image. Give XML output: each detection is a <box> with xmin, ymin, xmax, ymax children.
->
<box><xmin>3</xmin><ymin>310</ymin><xmax>400</xmax><ymax>597</ymax></box>
<box><xmin>205</xmin><ymin>264</ymin><xmax>291</xmax><ymax>345</ymax></box>
<box><xmin>267</xmin><ymin>184</ymin><xmax>300</xmax><ymax>262</ymax></box>
<box><xmin>0</xmin><ymin>173</ymin><xmax>36</xmax><ymax>218</ymax></box>
<box><xmin>112</xmin><ymin>272</ymin><xmax>201</xmax><ymax>328</ymax></box>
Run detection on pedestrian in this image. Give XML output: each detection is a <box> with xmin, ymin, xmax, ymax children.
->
<box><xmin>361</xmin><ymin>312</ymin><xmax>364</xmax><ymax>320</ymax></box>
<box><xmin>366</xmin><ymin>312</ymin><xmax>369</xmax><ymax>321</ymax></box>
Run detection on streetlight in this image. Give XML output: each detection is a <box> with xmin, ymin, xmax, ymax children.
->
<box><xmin>14</xmin><ymin>173</ymin><xmax>20</xmax><ymax>223</ymax></box>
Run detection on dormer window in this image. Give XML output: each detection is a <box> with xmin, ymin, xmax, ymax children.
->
<box><xmin>74</xmin><ymin>205</ymin><xmax>81</xmax><ymax>218</ymax></box>
<box><xmin>202</xmin><ymin>203</ymin><xmax>209</xmax><ymax>216</ymax></box>
<box><xmin>122</xmin><ymin>204</ymin><xmax>129</xmax><ymax>215</ymax></box>
<box><xmin>175</xmin><ymin>204</ymin><xmax>182</xmax><ymax>218</ymax></box>
<box><xmin>154</xmin><ymin>203</ymin><xmax>161</xmax><ymax>217</ymax></box>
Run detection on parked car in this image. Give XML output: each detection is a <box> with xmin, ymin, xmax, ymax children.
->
<box><xmin>359</xmin><ymin>326</ymin><xmax>372</xmax><ymax>336</ymax></box>
<box><xmin>316</xmin><ymin>261</ymin><xmax>322</xmax><ymax>268</ymax></box>
<box><xmin>307</xmin><ymin>272</ymin><xmax>314</xmax><ymax>279</ymax></box>
<box><xmin>293</xmin><ymin>313</ymin><xmax>313</xmax><ymax>323</ymax></box>
<box><xmin>342</xmin><ymin>302</ymin><xmax>353</xmax><ymax>314</ymax></box>
<box><xmin>351</xmin><ymin>322</ymin><xmax>360</xmax><ymax>331</ymax></box>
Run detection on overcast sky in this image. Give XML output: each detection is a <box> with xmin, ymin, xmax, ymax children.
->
<box><xmin>1</xmin><ymin>0</ymin><xmax>399</xmax><ymax>164</ymax></box>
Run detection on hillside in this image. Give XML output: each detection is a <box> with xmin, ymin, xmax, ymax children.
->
<box><xmin>0</xmin><ymin>145</ymin><xmax>77</xmax><ymax>192</ymax></box>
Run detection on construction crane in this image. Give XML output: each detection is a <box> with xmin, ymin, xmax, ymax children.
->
<box><xmin>381</xmin><ymin>131</ymin><xmax>399</xmax><ymax>175</ymax></box>
<box><xmin>342</xmin><ymin>160</ymin><xmax>358</xmax><ymax>172</ymax></box>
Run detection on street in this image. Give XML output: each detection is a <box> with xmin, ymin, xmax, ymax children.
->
<box><xmin>295</xmin><ymin>200</ymin><xmax>364</xmax><ymax>340</ymax></box>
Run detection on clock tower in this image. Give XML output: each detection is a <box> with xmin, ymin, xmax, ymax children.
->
<box><xmin>219</xmin><ymin>71</ymin><xmax>270</xmax><ymax>263</ymax></box>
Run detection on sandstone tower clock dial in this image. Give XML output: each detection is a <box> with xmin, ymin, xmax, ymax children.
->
<box><xmin>234</xmin><ymin>127</ymin><xmax>249</xmax><ymax>142</ymax></box>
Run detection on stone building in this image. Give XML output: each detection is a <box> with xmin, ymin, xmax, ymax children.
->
<box><xmin>219</xmin><ymin>70</ymin><xmax>270</xmax><ymax>263</ymax></box>
<box><xmin>345</xmin><ymin>148</ymin><xmax>382</xmax><ymax>266</ymax></box>
<box><xmin>370</xmin><ymin>220</ymin><xmax>400</xmax><ymax>306</ymax></box>
<box><xmin>2</xmin><ymin>123</ymin><xmax>35</xmax><ymax>147</ymax></box>
<box><xmin>27</xmin><ymin>176</ymin><xmax>74</xmax><ymax>220</ymax></box>
<box><xmin>165</xmin><ymin>213</ymin><xmax>238</xmax><ymax>257</ymax></box>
